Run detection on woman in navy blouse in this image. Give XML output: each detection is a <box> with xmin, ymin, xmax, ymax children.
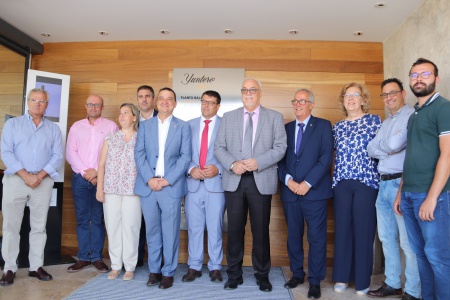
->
<box><xmin>331</xmin><ymin>82</ymin><xmax>381</xmax><ymax>296</ymax></box>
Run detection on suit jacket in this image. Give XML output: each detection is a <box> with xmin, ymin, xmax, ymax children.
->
<box><xmin>186</xmin><ymin>116</ymin><xmax>224</xmax><ymax>193</ymax></box>
<box><xmin>214</xmin><ymin>106</ymin><xmax>287</xmax><ymax>195</ymax></box>
<box><xmin>278</xmin><ymin>116</ymin><xmax>333</xmax><ymax>202</ymax></box>
<box><xmin>134</xmin><ymin>115</ymin><xmax>191</xmax><ymax>198</ymax></box>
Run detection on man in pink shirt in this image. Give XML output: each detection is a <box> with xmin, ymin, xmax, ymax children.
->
<box><xmin>66</xmin><ymin>95</ymin><xmax>118</xmax><ymax>273</ymax></box>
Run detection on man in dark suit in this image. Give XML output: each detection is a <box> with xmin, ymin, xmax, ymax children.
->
<box><xmin>278</xmin><ymin>88</ymin><xmax>333</xmax><ymax>299</ymax></box>
<box><xmin>134</xmin><ymin>87</ymin><xmax>191</xmax><ymax>289</ymax></box>
<box><xmin>214</xmin><ymin>78</ymin><xmax>287</xmax><ymax>292</ymax></box>
<box><xmin>183</xmin><ymin>90</ymin><xmax>225</xmax><ymax>283</ymax></box>
<box><xmin>135</xmin><ymin>85</ymin><xmax>158</xmax><ymax>267</ymax></box>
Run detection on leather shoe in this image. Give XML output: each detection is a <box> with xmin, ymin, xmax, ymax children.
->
<box><xmin>284</xmin><ymin>276</ymin><xmax>305</xmax><ymax>289</ymax></box>
<box><xmin>0</xmin><ymin>270</ymin><xmax>15</xmax><ymax>286</ymax></box>
<box><xmin>209</xmin><ymin>270</ymin><xmax>223</xmax><ymax>282</ymax></box>
<box><xmin>28</xmin><ymin>267</ymin><xmax>53</xmax><ymax>281</ymax></box>
<box><xmin>147</xmin><ymin>273</ymin><xmax>162</xmax><ymax>286</ymax></box>
<box><xmin>158</xmin><ymin>276</ymin><xmax>173</xmax><ymax>289</ymax></box>
<box><xmin>67</xmin><ymin>260</ymin><xmax>91</xmax><ymax>273</ymax></box>
<box><xmin>256</xmin><ymin>276</ymin><xmax>272</xmax><ymax>292</ymax></box>
<box><xmin>182</xmin><ymin>268</ymin><xmax>202</xmax><ymax>282</ymax></box>
<box><xmin>224</xmin><ymin>276</ymin><xmax>243</xmax><ymax>290</ymax></box>
<box><xmin>92</xmin><ymin>260</ymin><xmax>109</xmax><ymax>273</ymax></box>
<box><xmin>368</xmin><ymin>282</ymin><xmax>402</xmax><ymax>298</ymax></box>
<box><xmin>308</xmin><ymin>284</ymin><xmax>321</xmax><ymax>299</ymax></box>
<box><xmin>402</xmin><ymin>292</ymin><xmax>420</xmax><ymax>300</ymax></box>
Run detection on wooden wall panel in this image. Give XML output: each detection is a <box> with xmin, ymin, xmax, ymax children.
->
<box><xmin>30</xmin><ymin>39</ymin><xmax>384</xmax><ymax>268</ymax></box>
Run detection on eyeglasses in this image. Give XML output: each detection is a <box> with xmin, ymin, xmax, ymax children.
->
<box><xmin>291</xmin><ymin>99</ymin><xmax>311</xmax><ymax>105</ymax></box>
<box><xmin>200</xmin><ymin>100</ymin><xmax>218</xmax><ymax>106</ymax></box>
<box><xmin>409</xmin><ymin>71</ymin><xmax>433</xmax><ymax>79</ymax></box>
<box><xmin>240</xmin><ymin>88</ymin><xmax>260</xmax><ymax>94</ymax></box>
<box><xmin>86</xmin><ymin>103</ymin><xmax>102</xmax><ymax>108</ymax></box>
<box><xmin>380</xmin><ymin>90</ymin><xmax>402</xmax><ymax>99</ymax></box>
<box><xmin>29</xmin><ymin>99</ymin><xmax>48</xmax><ymax>105</ymax></box>
<box><xmin>344</xmin><ymin>92</ymin><xmax>361</xmax><ymax>99</ymax></box>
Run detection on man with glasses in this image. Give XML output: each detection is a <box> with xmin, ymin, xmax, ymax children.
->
<box><xmin>0</xmin><ymin>88</ymin><xmax>63</xmax><ymax>286</ymax></box>
<box><xmin>394</xmin><ymin>58</ymin><xmax>450</xmax><ymax>300</ymax></box>
<box><xmin>278</xmin><ymin>89</ymin><xmax>333</xmax><ymax>299</ymax></box>
<box><xmin>215</xmin><ymin>79</ymin><xmax>287</xmax><ymax>292</ymax></box>
<box><xmin>66</xmin><ymin>95</ymin><xmax>118</xmax><ymax>273</ymax></box>
<box><xmin>367</xmin><ymin>79</ymin><xmax>419</xmax><ymax>300</ymax></box>
<box><xmin>182</xmin><ymin>90</ymin><xmax>225</xmax><ymax>283</ymax></box>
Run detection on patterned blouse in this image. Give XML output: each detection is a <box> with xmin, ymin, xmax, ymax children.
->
<box><xmin>332</xmin><ymin>114</ymin><xmax>381</xmax><ymax>189</ymax></box>
<box><xmin>104</xmin><ymin>131</ymin><xmax>138</xmax><ymax>195</ymax></box>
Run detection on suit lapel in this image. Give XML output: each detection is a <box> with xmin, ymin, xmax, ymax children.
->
<box><xmin>150</xmin><ymin>118</ymin><xmax>159</xmax><ymax>150</ymax></box>
<box><xmin>209</xmin><ymin>116</ymin><xmax>221</xmax><ymax>151</ymax></box>
<box><xmin>165</xmin><ymin>117</ymin><xmax>178</xmax><ymax>151</ymax></box>
<box><xmin>193</xmin><ymin>118</ymin><xmax>201</xmax><ymax>156</ymax></box>
<box><xmin>253</xmin><ymin>106</ymin><xmax>265</xmax><ymax>145</ymax></box>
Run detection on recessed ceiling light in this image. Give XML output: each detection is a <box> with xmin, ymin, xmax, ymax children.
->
<box><xmin>40</xmin><ymin>33</ymin><xmax>51</xmax><ymax>37</ymax></box>
<box><xmin>98</xmin><ymin>31</ymin><xmax>109</xmax><ymax>36</ymax></box>
<box><xmin>224</xmin><ymin>29</ymin><xmax>233</xmax><ymax>34</ymax></box>
<box><xmin>375</xmin><ymin>2</ymin><xmax>386</xmax><ymax>8</ymax></box>
<box><xmin>353</xmin><ymin>31</ymin><xmax>364</xmax><ymax>36</ymax></box>
<box><xmin>289</xmin><ymin>30</ymin><xmax>298</xmax><ymax>35</ymax></box>
<box><xmin>160</xmin><ymin>30</ymin><xmax>170</xmax><ymax>34</ymax></box>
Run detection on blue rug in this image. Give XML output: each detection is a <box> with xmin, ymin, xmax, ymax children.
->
<box><xmin>65</xmin><ymin>263</ymin><xmax>292</xmax><ymax>300</ymax></box>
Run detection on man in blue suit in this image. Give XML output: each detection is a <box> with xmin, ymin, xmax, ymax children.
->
<box><xmin>134</xmin><ymin>87</ymin><xmax>191</xmax><ymax>289</ymax></box>
<box><xmin>278</xmin><ymin>89</ymin><xmax>333</xmax><ymax>299</ymax></box>
<box><xmin>182</xmin><ymin>90</ymin><xmax>225</xmax><ymax>283</ymax></box>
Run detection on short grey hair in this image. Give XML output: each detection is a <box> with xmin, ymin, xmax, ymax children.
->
<box><xmin>27</xmin><ymin>88</ymin><xmax>50</xmax><ymax>102</ymax></box>
<box><xmin>294</xmin><ymin>88</ymin><xmax>315</xmax><ymax>103</ymax></box>
<box><xmin>243</xmin><ymin>78</ymin><xmax>262</xmax><ymax>89</ymax></box>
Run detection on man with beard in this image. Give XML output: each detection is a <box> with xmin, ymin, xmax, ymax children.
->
<box><xmin>394</xmin><ymin>58</ymin><xmax>450</xmax><ymax>300</ymax></box>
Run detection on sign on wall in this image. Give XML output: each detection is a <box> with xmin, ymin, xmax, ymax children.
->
<box><xmin>172</xmin><ymin>68</ymin><xmax>245</xmax><ymax>121</ymax></box>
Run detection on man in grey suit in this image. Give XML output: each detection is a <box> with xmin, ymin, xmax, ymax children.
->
<box><xmin>214</xmin><ymin>78</ymin><xmax>287</xmax><ymax>292</ymax></box>
<box><xmin>183</xmin><ymin>90</ymin><xmax>225</xmax><ymax>283</ymax></box>
<box><xmin>134</xmin><ymin>87</ymin><xmax>191</xmax><ymax>289</ymax></box>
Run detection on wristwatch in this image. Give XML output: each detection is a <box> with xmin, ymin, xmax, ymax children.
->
<box><xmin>229</xmin><ymin>162</ymin><xmax>234</xmax><ymax>173</ymax></box>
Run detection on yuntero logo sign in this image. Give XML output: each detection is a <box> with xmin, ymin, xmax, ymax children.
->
<box><xmin>172</xmin><ymin>68</ymin><xmax>244</xmax><ymax>121</ymax></box>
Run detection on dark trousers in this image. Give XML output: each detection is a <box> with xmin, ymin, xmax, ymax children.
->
<box><xmin>332</xmin><ymin>179</ymin><xmax>378</xmax><ymax>290</ymax></box>
<box><xmin>138</xmin><ymin>215</ymin><xmax>146</xmax><ymax>262</ymax></box>
<box><xmin>225</xmin><ymin>173</ymin><xmax>272</xmax><ymax>279</ymax></box>
<box><xmin>283</xmin><ymin>198</ymin><xmax>328</xmax><ymax>285</ymax></box>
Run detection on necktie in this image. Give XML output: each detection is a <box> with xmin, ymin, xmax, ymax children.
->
<box><xmin>242</xmin><ymin>112</ymin><xmax>254</xmax><ymax>159</ymax></box>
<box><xmin>199</xmin><ymin>120</ymin><xmax>211</xmax><ymax>169</ymax></box>
<box><xmin>295</xmin><ymin>123</ymin><xmax>305</xmax><ymax>154</ymax></box>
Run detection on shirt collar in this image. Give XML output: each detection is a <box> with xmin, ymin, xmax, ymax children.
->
<box><xmin>414</xmin><ymin>92</ymin><xmax>440</xmax><ymax>110</ymax></box>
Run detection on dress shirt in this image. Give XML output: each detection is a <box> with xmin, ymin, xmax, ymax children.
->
<box><xmin>242</xmin><ymin>106</ymin><xmax>260</xmax><ymax>150</ymax></box>
<box><xmin>66</xmin><ymin>116</ymin><xmax>118</xmax><ymax>176</ymax></box>
<box><xmin>139</xmin><ymin>110</ymin><xmax>155</xmax><ymax>122</ymax></box>
<box><xmin>1</xmin><ymin>111</ymin><xmax>63</xmax><ymax>179</ymax></box>
<box><xmin>285</xmin><ymin>116</ymin><xmax>312</xmax><ymax>186</ymax></box>
<box><xmin>367</xmin><ymin>104</ymin><xmax>414</xmax><ymax>174</ymax></box>
<box><xmin>155</xmin><ymin>115</ymin><xmax>173</xmax><ymax>177</ymax></box>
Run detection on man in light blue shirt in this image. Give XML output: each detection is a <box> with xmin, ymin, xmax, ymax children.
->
<box><xmin>0</xmin><ymin>88</ymin><xmax>63</xmax><ymax>286</ymax></box>
<box><xmin>367</xmin><ymin>78</ymin><xmax>420</xmax><ymax>300</ymax></box>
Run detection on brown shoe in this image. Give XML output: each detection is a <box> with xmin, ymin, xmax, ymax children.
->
<box><xmin>182</xmin><ymin>268</ymin><xmax>202</xmax><ymax>282</ymax></box>
<box><xmin>368</xmin><ymin>282</ymin><xmax>402</xmax><ymax>298</ymax></box>
<box><xmin>0</xmin><ymin>270</ymin><xmax>15</xmax><ymax>286</ymax></box>
<box><xmin>209</xmin><ymin>270</ymin><xmax>223</xmax><ymax>282</ymax></box>
<box><xmin>159</xmin><ymin>276</ymin><xmax>174</xmax><ymax>289</ymax></box>
<box><xmin>28</xmin><ymin>267</ymin><xmax>53</xmax><ymax>281</ymax></box>
<box><xmin>67</xmin><ymin>260</ymin><xmax>91</xmax><ymax>273</ymax></box>
<box><xmin>92</xmin><ymin>260</ymin><xmax>109</xmax><ymax>273</ymax></box>
<box><xmin>147</xmin><ymin>273</ymin><xmax>162</xmax><ymax>286</ymax></box>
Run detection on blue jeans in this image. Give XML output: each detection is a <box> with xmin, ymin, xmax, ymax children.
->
<box><xmin>401</xmin><ymin>191</ymin><xmax>450</xmax><ymax>300</ymax></box>
<box><xmin>71</xmin><ymin>173</ymin><xmax>105</xmax><ymax>261</ymax></box>
<box><xmin>376</xmin><ymin>178</ymin><xmax>420</xmax><ymax>298</ymax></box>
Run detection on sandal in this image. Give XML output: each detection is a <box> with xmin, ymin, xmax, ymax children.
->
<box><xmin>123</xmin><ymin>271</ymin><xmax>134</xmax><ymax>281</ymax></box>
<box><xmin>107</xmin><ymin>270</ymin><xmax>120</xmax><ymax>280</ymax></box>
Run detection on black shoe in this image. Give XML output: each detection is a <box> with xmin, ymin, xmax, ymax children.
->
<box><xmin>308</xmin><ymin>285</ymin><xmax>321</xmax><ymax>299</ymax></box>
<box><xmin>368</xmin><ymin>282</ymin><xmax>402</xmax><ymax>298</ymax></box>
<box><xmin>256</xmin><ymin>276</ymin><xmax>272</xmax><ymax>292</ymax></box>
<box><xmin>284</xmin><ymin>276</ymin><xmax>305</xmax><ymax>289</ymax></box>
<box><xmin>402</xmin><ymin>292</ymin><xmax>421</xmax><ymax>300</ymax></box>
<box><xmin>136</xmin><ymin>259</ymin><xmax>144</xmax><ymax>268</ymax></box>
<box><xmin>224</xmin><ymin>276</ymin><xmax>243</xmax><ymax>290</ymax></box>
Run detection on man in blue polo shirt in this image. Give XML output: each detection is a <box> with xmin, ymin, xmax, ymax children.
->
<box><xmin>395</xmin><ymin>58</ymin><xmax>450</xmax><ymax>300</ymax></box>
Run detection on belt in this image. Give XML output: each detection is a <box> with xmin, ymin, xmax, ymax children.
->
<box><xmin>380</xmin><ymin>172</ymin><xmax>402</xmax><ymax>181</ymax></box>
<box><xmin>242</xmin><ymin>171</ymin><xmax>253</xmax><ymax>176</ymax></box>
<box><xmin>153</xmin><ymin>176</ymin><xmax>164</xmax><ymax>178</ymax></box>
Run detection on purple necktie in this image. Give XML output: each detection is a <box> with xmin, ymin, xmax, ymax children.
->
<box><xmin>295</xmin><ymin>123</ymin><xmax>305</xmax><ymax>154</ymax></box>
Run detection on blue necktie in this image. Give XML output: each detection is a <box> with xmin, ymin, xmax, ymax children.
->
<box><xmin>295</xmin><ymin>123</ymin><xmax>305</xmax><ymax>154</ymax></box>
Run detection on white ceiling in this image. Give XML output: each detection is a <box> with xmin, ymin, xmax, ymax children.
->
<box><xmin>0</xmin><ymin>0</ymin><xmax>424</xmax><ymax>44</ymax></box>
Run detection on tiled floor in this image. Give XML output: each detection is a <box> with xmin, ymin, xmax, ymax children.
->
<box><xmin>0</xmin><ymin>258</ymin><xmax>386</xmax><ymax>300</ymax></box>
